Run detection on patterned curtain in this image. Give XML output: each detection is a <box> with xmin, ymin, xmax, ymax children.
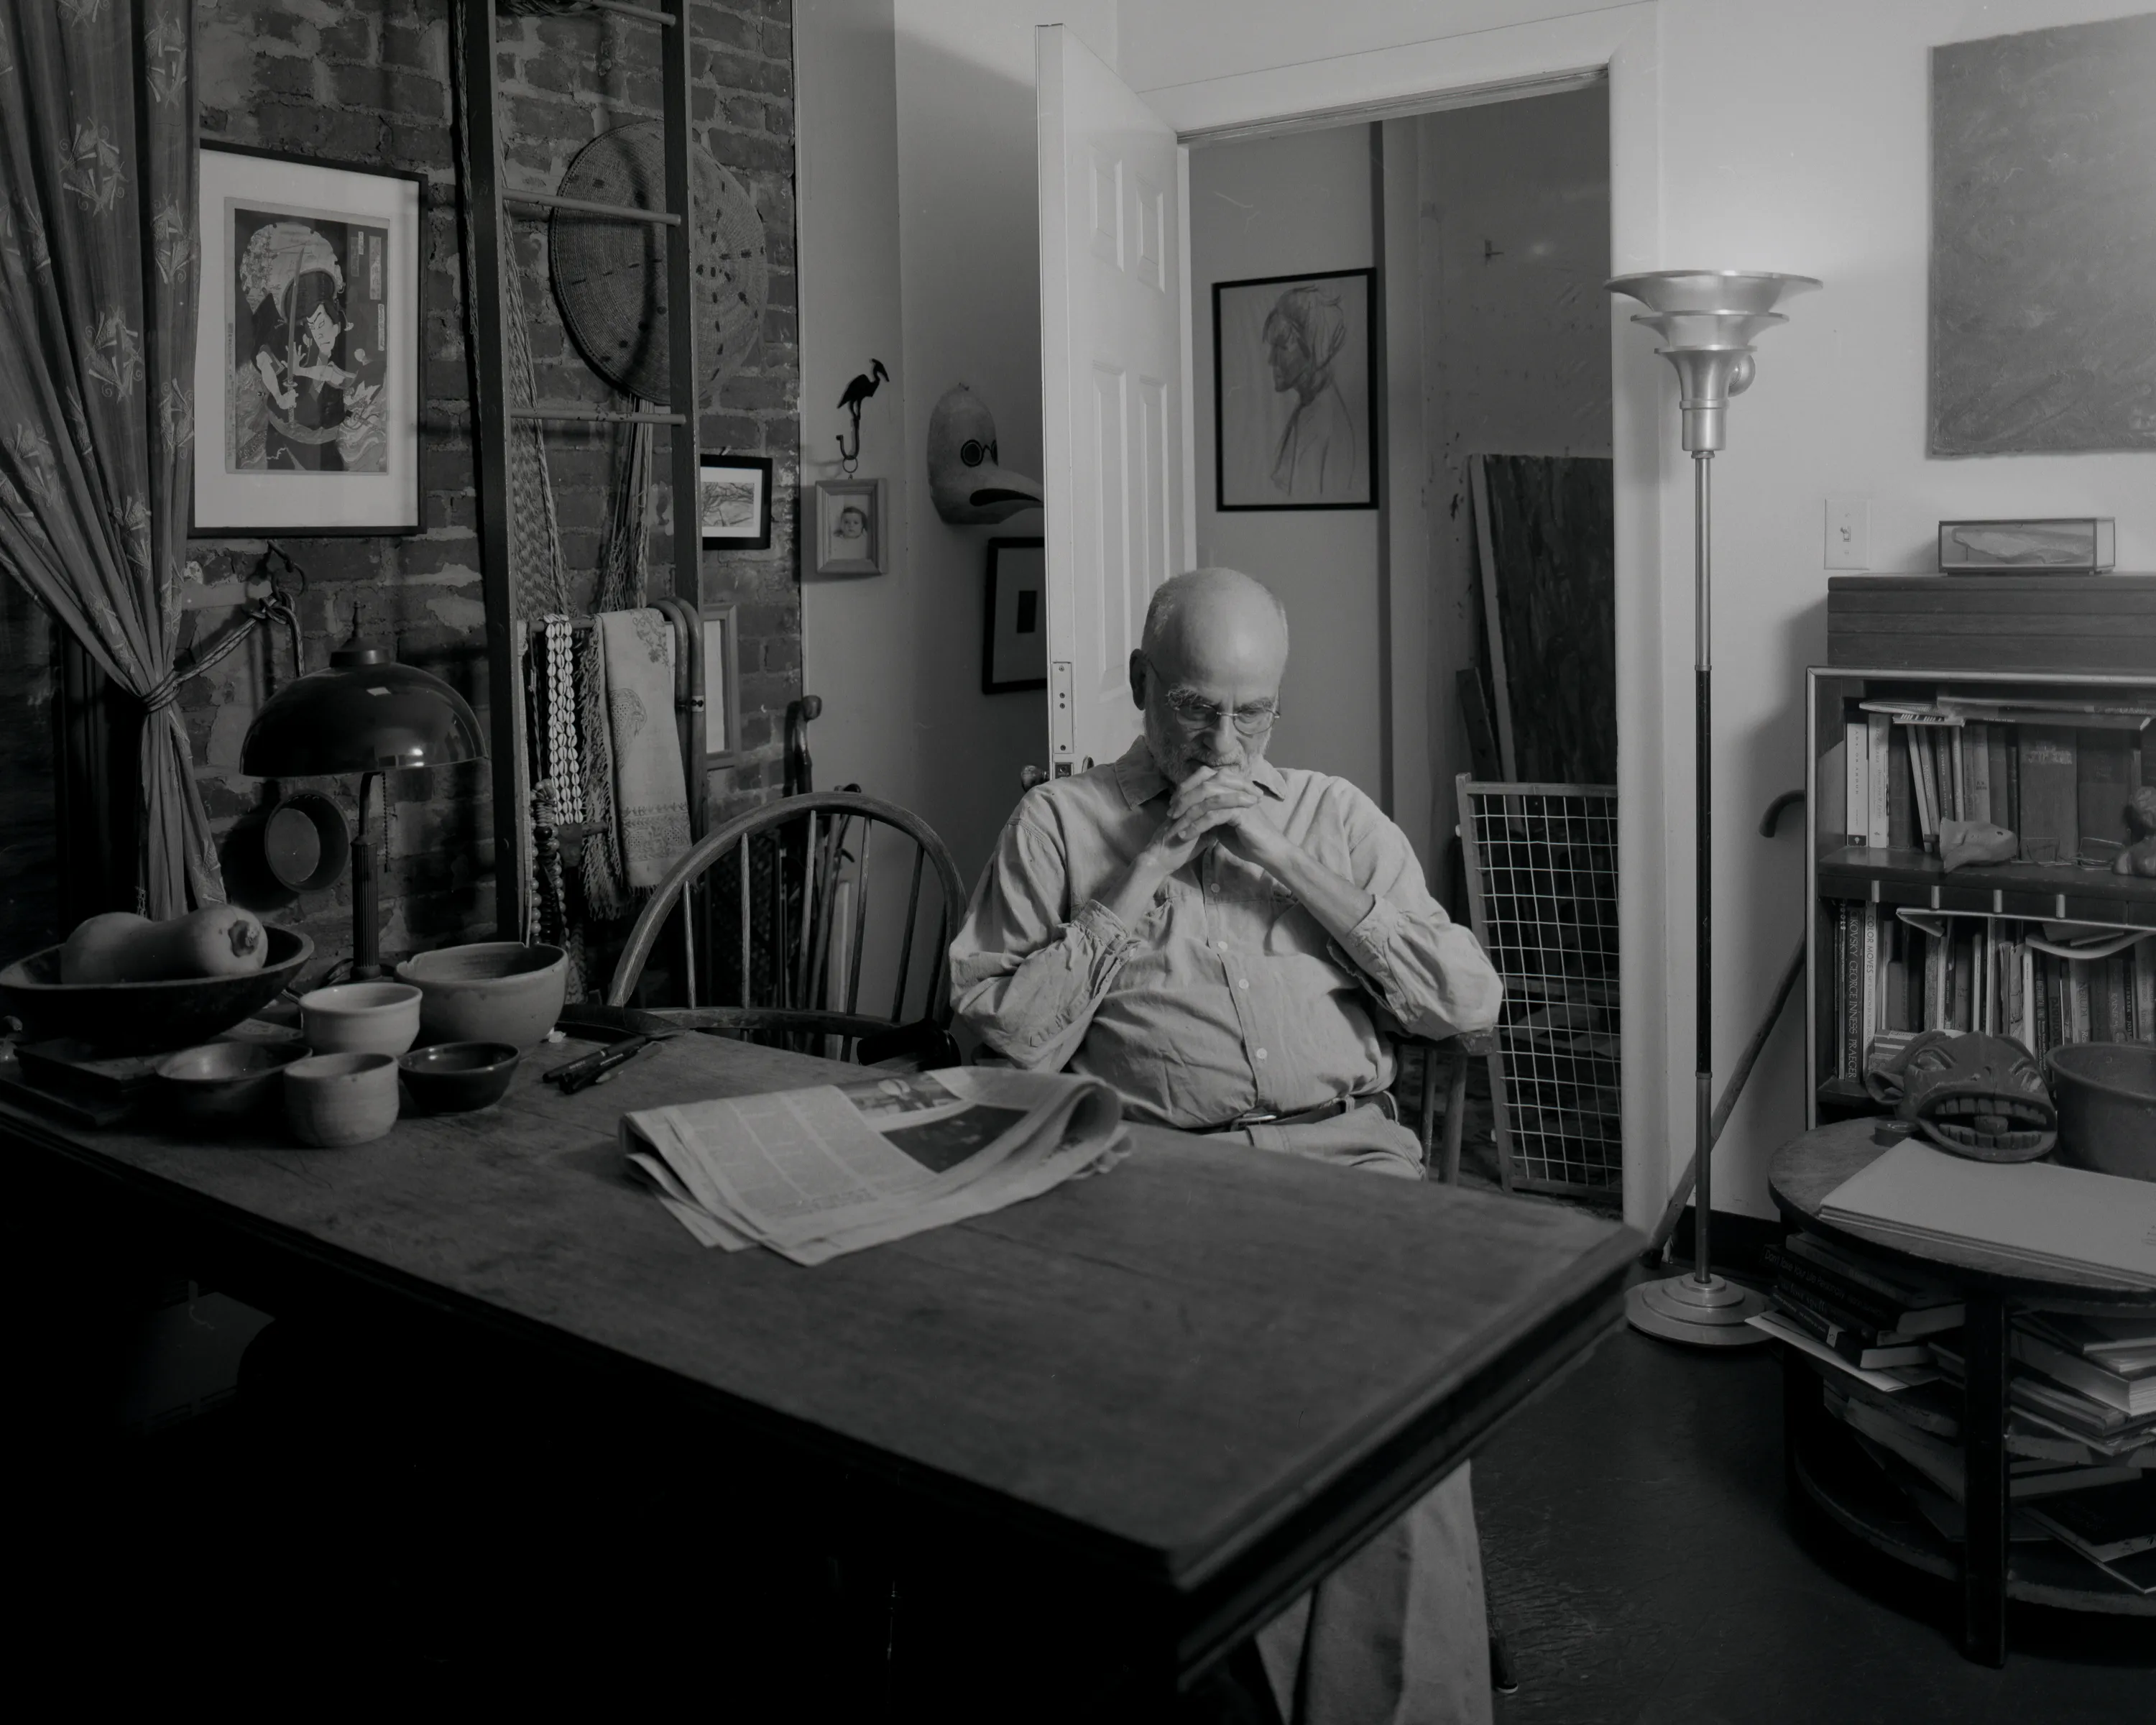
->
<box><xmin>0</xmin><ymin>0</ymin><xmax>222</xmax><ymax>916</ymax></box>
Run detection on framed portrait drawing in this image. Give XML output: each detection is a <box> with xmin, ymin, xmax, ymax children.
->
<box><xmin>193</xmin><ymin>143</ymin><xmax>423</xmax><ymax>534</ymax></box>
<box><xmin>813</xmin><ymin>478</ymin><xmax>884</xmax><ymax>576</ymax></box>
<box><xmin>1212</xmin><ymin>267</ymin><xmax>1377</xmax><ymax>511</ymax></box>
<box><xmin>982</xmin><ymin>538</ymin><xmax>1047</xmax><ymax>694</ymax></box>
<box><xmin>699</xmin><ymin>454</ymin><xmax>773</xmax><ymax>548</ymax></box>
<box><xmin>701</xmin><ymin>603</ymin><xmax>742</xmax><ymax>765</ymax></box>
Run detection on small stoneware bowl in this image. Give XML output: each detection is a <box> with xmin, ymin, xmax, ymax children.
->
<box><xmin>395</xmin><ymin>942</ymin><xmax>568</xmax><ymax>1050</ymax></box>
<box><xmin>157</xmin><ymin>1039</ymin><xmax>312</xmax><ymax>1127</ymax></box>
<box><xmin>298</xmin><ymin>980</ymin><xmax>423</xmax><ymax>1056</ymax></box>
<box><xmin>284</xmin><ymin>1051</ymin><xmax>400</xmax><ymax>1147</ymax></box>
<box><xmin>397</xmin><ymin>1041</ymin><xmax>520</xmax><ymax>1114</ymax></box>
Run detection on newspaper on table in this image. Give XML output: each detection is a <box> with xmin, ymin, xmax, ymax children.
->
<box><xmin>622</xmin><ymin>1066</ymin><xmax>1129</xmax><ymax>1265</ymax></box>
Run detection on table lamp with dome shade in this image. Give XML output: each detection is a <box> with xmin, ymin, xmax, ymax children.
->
<box><xmin>239</xmin><ymin>630</ymin><xmax>485</xmax><ymax>980</ymax></box>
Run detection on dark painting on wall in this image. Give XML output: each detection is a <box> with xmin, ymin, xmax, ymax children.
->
<box><xmin>1930</xmin><ymin>14</ymin><xmax>2156</xmax><ymax>456</ymax></box>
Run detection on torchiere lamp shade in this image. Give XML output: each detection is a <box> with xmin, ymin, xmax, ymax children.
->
<box><xmin>239</xmin><ymin>645</ymin><xmax>485</xmax><ymax>776</ymax></box>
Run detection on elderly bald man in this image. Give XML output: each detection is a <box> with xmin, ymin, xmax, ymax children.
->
<box><xmin>949</xmin><ymin>568</ymin><xmax>1504</xmax><ymax>1725</ymax></box>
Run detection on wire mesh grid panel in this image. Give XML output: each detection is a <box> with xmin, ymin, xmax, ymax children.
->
<box><xmin>1456</xmin><ymin>779</ymin><xmax>1620</xmax><ymax>1199</ymax></box>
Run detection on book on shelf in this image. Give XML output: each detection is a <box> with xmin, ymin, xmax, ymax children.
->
<box><xmin>1836</xmin><ymin>1395</ymin><xmax>2140</xmax><ymax>1504</ymax></box>
<box><xmin>2018</xmin><ymin>1476</ymin><xmax>2156</xmax><ymax>1563</ymax></box>
<box><xmin>1844</xmin><ymin>714</ymin><xmax>1868</xmax><ymax>845</ymax></box>
<box><xmin>2018</xmin><ymin>724</ymin><xmax>2080</xmax><ymax>864</ymax></box>
<box><xmin>1771</xmin><ymin>1236</ymin><xmax>1966</xmax><ymax>1334</ymax></box>
<box><xmin>1767</xmin><ymin>1289</ymin><xmax>1935</xmax><ymax>1369</ymax></box>
<box><xmin>1746</xmin><ymin>1310</ymin><xmax>1940</xmax><ymax>1392</ymax></box>
<box><xmin>2017</xmin><ymin>1310</ymin><xmax>2156</xmax><ymax>1370</ymax></box>
<box><xmin>1931</xmin><ymin>1338</ymin><xmax>2156</xmax><ymax>1446</ymax></box>
<box><xmin>2011</xmin><ymin>1328</ymin><xmax>2156</xmax><ymax>1418</ymax></box>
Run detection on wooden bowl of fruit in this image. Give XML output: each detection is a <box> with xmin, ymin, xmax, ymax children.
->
<box><xmin>0</xmin><ymin>908</ymin><xmax>313</xmax><ymax>1054</ymax></box>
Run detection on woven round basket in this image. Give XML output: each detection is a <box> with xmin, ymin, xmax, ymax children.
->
<box><xmin>549</xmin><ymin>121</ymin><xmax>768</xmax><ymax>407</ymax></box>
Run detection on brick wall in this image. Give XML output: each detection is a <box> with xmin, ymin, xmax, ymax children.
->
<box><xmin>186</xmin><ymin>0</ymin><xmax>799</xmax><ymax>970</ymax></box>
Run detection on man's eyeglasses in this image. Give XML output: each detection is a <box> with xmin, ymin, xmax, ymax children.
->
<box><xmin>1144</xmin><ymin>663</ymin><xmax>1281</xmax><ymax>737</ymax></box>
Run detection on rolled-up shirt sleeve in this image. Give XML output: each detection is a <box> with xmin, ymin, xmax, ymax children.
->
<box><xmin>1328</xmin><ymin>791</ymin><xmax>1504</xmax><ymax>1039</ymax></box>
<box><xmin>949</xmin><ymin>802</ymin><xmax>1139</xmax><ymax>1070</ymax></box>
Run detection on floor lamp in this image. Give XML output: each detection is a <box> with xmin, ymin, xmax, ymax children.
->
<box><xmin>1609</xmin><ymin>270</ymin><xmax>1820</xmax><ymax>1347</ymax></box>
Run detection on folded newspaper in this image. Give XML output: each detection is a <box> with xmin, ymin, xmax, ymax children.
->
<box><xmin>623</xmin><ymin>1067</ymin><xmax>1129</xmax><ymax>1265</ymax></box>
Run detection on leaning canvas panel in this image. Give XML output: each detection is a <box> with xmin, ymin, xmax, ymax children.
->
<box><xmin>1929</xmin><ymin>14</ymin><xmax>2156</xmax><ymax>456</ymax></box>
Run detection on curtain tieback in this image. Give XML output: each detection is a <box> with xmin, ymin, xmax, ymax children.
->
<box><xmin>141</xmin><ymin>673</ymin><xmax>181</xmax><ymax>714</ymax></box>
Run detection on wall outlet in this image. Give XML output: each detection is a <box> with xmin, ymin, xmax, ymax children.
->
<box><xmin>1825</xmin><ymin>495</ymin><xmax>1871</xmax><ymax>569</ymax></box>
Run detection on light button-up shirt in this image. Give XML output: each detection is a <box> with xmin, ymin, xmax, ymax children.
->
<box><xmin>949</xmin><ymin>739</ymin><xmax>1503</xmax><ymax>1133</ymax></box>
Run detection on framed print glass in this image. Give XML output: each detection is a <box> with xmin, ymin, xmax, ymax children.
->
<box><xmin>1212</xmin><ymin>267</ymin><xmax>1377</xmax><ymax>511</ymax></box>
<box><xmin>982</xmin><ymin>538</ymin><xmax>1047</xmax><ymax>693</ymax></box>
<box><xmin>814</xmin><ymin>478</ymin><xmax>884</xmax><ymax>576</ymax></box>
<box><xmin>699</xmin><ymin>454</ymin><xmax>773</xmax><ymax>549</ymax></box>
<box><xmin>193</xmin><ymin>143</ymin><xmax>423</xmax><ymax>534</ymax></box>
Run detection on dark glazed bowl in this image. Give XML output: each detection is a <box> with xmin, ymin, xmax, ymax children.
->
<box><xmin>2047</xmin><ymin>1042</ymin><xmax>2156</xmax><ymax>1182</ymax></box>
<box><xmin>157</xmin><ymin>1039</ymin><xmax>313</xmax><ymax>1127</ymax></box>
<box><xmin>396</xmin><ymin>1041</ymin><xmax>521</xmax><ymax>1114</ymax></box>
<box><xmin>0</xmin><ymin>928</ymin><xmax>314</xmax><ymax>1054</ymax></box>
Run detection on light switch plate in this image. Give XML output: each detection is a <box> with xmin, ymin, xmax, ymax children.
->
<box><xmin>1825</xmin><ymin>495</ymin><xmax>1870</xmax><ymax>569</ymax></box>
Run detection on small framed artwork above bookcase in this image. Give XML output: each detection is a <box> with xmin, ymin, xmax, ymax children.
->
<box><xmin>1805</xmin><ymin>663</ymin><xmax>2156</xmax><ymax>1126</ymax></box>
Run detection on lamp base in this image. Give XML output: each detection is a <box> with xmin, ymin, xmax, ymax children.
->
<box><xmin>1625</xmin><ymin>1271</ymin><xmax>1769</xmax><ymax>1348</ymax></box>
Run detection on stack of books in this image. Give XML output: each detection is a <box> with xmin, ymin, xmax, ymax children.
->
<box><xmin>1756</xmin><ymin>1208</ymin><xmax>2156</xmax><ymax>1594</ymax></box>
<box><xmin>1930</xmin><ymin>1312</ymin><xmax>2156</xmax><ymax>1593</ymax></box>
<box><xmin>1754</xmin><ymin>1232</ymin><xmax>1962</xmax><ymax>1384</ymax></box>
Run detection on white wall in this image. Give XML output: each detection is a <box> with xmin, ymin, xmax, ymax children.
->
<box><xmin>1189</xmin><ymin>126</ymin><xmax>1383</xmax><ymax>798</ymax></box>
<box><xmin>798</xmin><ymin>1</ymin><xmax>1117</xmax><ymax>899</ymax></box>
<box><xmin>1129</xmin><ymin>0</ymin><xmax>2156</xmax><ymax>1226</ymax></box>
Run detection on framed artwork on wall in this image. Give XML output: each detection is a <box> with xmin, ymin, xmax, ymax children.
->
<box><xmin>192</xmin><ymin>142</ymin><xmax>424</xmax><ymax>534</ymax></box>
<box><xmin>813</xmin><ymin>477</ymin><xmax>884</xmax><ymax>576</ymax></box>
<box><xmin>701</xmin><ymin>602</ymin><xmax>741</xmax><ymax>765</ymax></box>
<box><xmin>699</xmin><ymin>454</ymin><xmax>773</xmax><ymax>548</ymax></box>
<box><xmin>982</xmin><ymin>537</ymin><xmax>1047</xmax><ymax>694</ymax></box>
<box><xmin>1212</xmin><ymin>267</ymin><xmax>1377</xmax><ymax>511</ymax></box>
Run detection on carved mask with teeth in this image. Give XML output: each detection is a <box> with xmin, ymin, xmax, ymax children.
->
<box><xmin>1889</xmin><ymin>1031</ymin><xmax>2057</xmax><ymax>1162</ymax></box>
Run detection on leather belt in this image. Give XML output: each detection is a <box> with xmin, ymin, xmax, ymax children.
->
<box><xmin>1202</xmin><ymin>1091</ymin><xmax>1396</xmax><ymax>1133</ymax></box>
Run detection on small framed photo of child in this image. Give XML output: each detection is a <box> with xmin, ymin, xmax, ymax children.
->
<box><xmin>813</xmin><ymin>478</ymin><xmax>885</xmax><ymax>576</ymax></box>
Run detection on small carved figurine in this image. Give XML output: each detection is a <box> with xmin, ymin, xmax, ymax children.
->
<box><xmin>2114</xmin><ymin>786</ymin><xmax>2156</xmax><ymax>878</ymax></box>
<box><xmin>1867</xmin><ymin>1029</ymin><xmax>2056</xmax><ymax>1162</ymax></box>
<box><xmin>1939</xmin><ymin>817</ymin><xmax>2017</xmax><ymax>873</ymax></box>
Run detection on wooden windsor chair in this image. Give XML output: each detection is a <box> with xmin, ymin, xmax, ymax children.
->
<box><xmin>604</xmin><ymin>792</ymin><xmax>967</xmax><ymax>1068</ymax></box>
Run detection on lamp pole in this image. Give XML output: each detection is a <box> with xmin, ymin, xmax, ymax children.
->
<box><xmin>1608</xmin><ymin>270</ymin><xmax>1820</xmax><ymax>1348</ymax></box>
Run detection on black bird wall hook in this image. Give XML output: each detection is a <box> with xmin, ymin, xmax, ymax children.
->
<box><xmin>837</xmin><ymin>358</ymin><xmax>889</xmax><ymax>473</ymax></box>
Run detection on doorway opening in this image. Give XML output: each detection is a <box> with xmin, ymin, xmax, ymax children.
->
<box><xmin>1185</xmin><ymin>83</ymin><xmax>1618</xmax><ymax>1199</ymax></box>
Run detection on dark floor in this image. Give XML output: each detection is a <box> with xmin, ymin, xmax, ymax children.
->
<box><xmin>1475</xmin><ymin>1309</ymin><xmax>2156</xmax><ymax>1725</ymax></box>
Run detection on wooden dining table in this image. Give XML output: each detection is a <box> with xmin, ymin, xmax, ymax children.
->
<box><xmin>4</xmin><ymin>1029</ymin><xmax>1637</xmax><ymax>1712</ymax></box>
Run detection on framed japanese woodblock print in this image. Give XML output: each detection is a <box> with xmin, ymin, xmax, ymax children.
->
<box><xmin>193</xmin><ymin>144</ymin><xmax>423</xmax><ymax>533</ymax></box>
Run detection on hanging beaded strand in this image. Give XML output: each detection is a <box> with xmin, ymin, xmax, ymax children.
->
<box><xmin>541</xmin><ymin>615</ymin><xmax>588</xmax><ymax>825</ymax></box>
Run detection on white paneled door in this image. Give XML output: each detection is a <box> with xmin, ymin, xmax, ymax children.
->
<box><xmin>1036</xmin><ymin>25</ymin><xmax>1193</xmax><ymax>778</ymax></box>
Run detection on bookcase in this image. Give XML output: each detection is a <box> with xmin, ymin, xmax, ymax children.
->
<box><xmin>1805</xmin><ymin>664</ymin><xmax>2156</xmax><ymax>1127</ymax></box>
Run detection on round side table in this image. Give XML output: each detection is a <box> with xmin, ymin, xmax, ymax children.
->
<box><xmin>1768</xmin><ymin>1120</ymin><xmax>2156</xmax><ymax>1666</ymax></box>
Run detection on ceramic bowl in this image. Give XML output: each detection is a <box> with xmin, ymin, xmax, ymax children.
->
<box><xmin>283</xmin><ymin>1050</ymin><xmax>400</xmax><ymax>1147</ymax></box>
<box><xmin>397</xmin><ymin>1041</ymin><xmax>520</xmax><ymax>1114</ymax></box>
<box><xmin>2047</xmin><ymin>1043</ymin><xmax>2156</xmax><ymax>1182</ymax></box>
<box><xmin>395</xmin><ymin>943</ymin><xmax>568</xmax><ymax>1050</ymax></box>
<box><xmin>157</xmin><ymin>1039</ymin><xmax>313</xmax><ymax>1127</ymax></box>
<box><xmin>298</xmin><ymin>980</ymin><xmax>423</xmax><ymax>1056</ymax></box>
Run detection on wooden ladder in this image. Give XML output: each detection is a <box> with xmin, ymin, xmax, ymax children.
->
<box><xmin>455</xmin><ymin>0</ymin><xmax>704</xmax><ymax>939</ymax></box>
